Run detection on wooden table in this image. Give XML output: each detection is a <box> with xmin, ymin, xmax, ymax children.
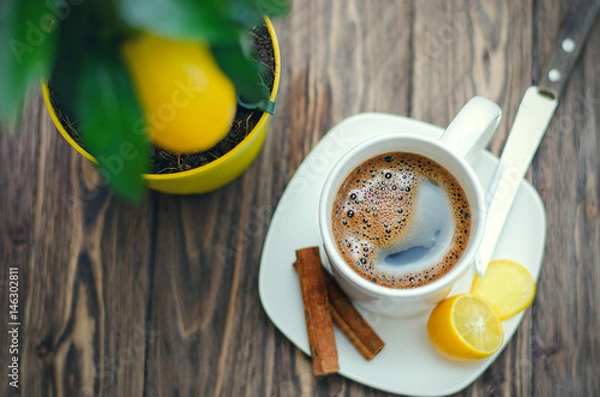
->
<box><xmin>1</xmin><ymin>1</ymin><xmax>599</xmax><ymax>396</ymax></box>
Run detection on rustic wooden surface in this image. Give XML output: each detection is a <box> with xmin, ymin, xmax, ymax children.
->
<box><xmin>1</xmin><ymin>1</ymin><xmax>599</xmax><ymax>396</ymax></box>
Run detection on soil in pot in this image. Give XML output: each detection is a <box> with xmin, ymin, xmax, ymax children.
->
<box><xmin>51</xmin><ymin>23</ymin><xmax>275</xmax><ymax>174</ymax></box>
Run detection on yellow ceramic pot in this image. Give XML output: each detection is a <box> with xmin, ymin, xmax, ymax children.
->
<box><xmin>42</xmin><ymin>18</ymin><xmax>281</xmax><ymax>194</ymax></box>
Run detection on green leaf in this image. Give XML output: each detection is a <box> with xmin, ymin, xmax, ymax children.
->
<box><xmin>49</xmin><ymin>2</ymin><xmax>88</xmax><ymax>109</ymax></box>
<box><xmin>224</xmin><ymin>0</ymin><xmax>264</xmax><ymax>27</ymax></box>
<box><xmin>49</xmin><ymin>4</ymin><xmax>148</xmax><ymax>202</ymax></box>
<box><xmin>221</xmin><ymin>0</ymin><xmax>289</xmax><ymax>26</ymax></box>
<box><xmin>0</xmin><ymin>0</ymin><xmax>58</xmax><ymax>124</ymax></box>
<box><xmin>117</xmin><ymin>0</ymin><xmax>242</xmax><ymax>44</ymax></box>
<box><xmin>255</xmin><ymin>0</ymin><xmax>290</xmax><ymax>17</ymax></box>
<box><xmin>212</xmin><ymin>40</ymin><xmax>270</xmax><ymax>105</ymax></box>
<box><xmin>75</xmin><ymin>45</ymin><xmax>149</xmax><ymax>203</ymax></box>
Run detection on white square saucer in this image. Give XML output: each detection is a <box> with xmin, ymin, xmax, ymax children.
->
<box><xmin>258</xmin><ymin>113</ymin><xmax>546</xmax><ymax>396</ymax></box>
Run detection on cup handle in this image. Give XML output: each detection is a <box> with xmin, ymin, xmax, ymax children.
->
<box><xmin>439</xmin><ymin>97</ymin><xmax>502</xmax><ymax>162</ymax></box>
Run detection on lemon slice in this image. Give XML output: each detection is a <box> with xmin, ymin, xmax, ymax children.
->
<box><xmin>471</xmin><ymin>259</ymin><xmax>536</xmax><ymax>320</ymax></box>
<box><xmin>427</xmin><ymin>293</ymin><xmax>504</xmax><ymax>360</ymax></box>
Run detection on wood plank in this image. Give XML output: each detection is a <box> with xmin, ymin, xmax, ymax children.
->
<box><xmin>0</xmin><ymin>95</ymin><xmax>154</xmax><ymax>397</ymax></box>
<box><xmin>0</xmin><ymin>97</ymin><xmax>43</xmax><ymax>397</ymax></box>
<box><xmin>0</xmin><ymin>1</ymin><xmax>598</xmax><ymax>396</ymax></box>
<box><xmin>530</xmin><ymin>1</ymin><xmax>600</xmax><ymax>396</ymax></box>
<box><xmin>411</xmin><ymin>2</ymin><xmax>536</xmax><ymax>396</ymax></box>
<box><xmin>412</xmin><ymin>0</ymin><xmax>534</xmax><ymax>149</ymax></box>
<box><xmin>144</xmin><ymin>1</ymin><xmax>412</xmax><ymax>396</ymax></box>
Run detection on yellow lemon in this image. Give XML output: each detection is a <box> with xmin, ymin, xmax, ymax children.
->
<box><xmin>471</xmin><ymin>259</ymin><xmax>536</xmax><ymax>320</ymax></box>
<box><xmin>122</xmin><ymin>33</ymin><xmax>236</xmax><ymax>153</ymax></box>
<box><xmin>427</xmin><ymin>293</ymin><xmax>504</xmax><ymax>360</ymax></box>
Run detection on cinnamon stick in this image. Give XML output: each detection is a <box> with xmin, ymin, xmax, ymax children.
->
<box><xmin>323</xmin><ymin>272</ymin><xmax>385</xmax><ymax>360</ymax></box>
<box><xmin>293</xmin><ymin>248</ymin><xmax>385</xmax><ymax>362</ymax></box>
<box><xmin>295</xmin><ymin>247</ymin><xmax>339</xmax><ymax>375</ymax></box>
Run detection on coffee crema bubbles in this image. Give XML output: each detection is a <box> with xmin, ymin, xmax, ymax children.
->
<box><xmin>331</xmin><ymin>152</ymin><xmax>472</xmax><ymax>289</ymax></box>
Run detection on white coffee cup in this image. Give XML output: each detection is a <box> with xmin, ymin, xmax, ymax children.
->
<box><xmin>318</xmin><ymin>97</ymin><xmax>502</xmax><ymax>317</ymax></box>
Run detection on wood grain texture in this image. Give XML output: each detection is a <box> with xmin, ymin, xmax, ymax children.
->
<box><xmin>1</xmin><ymin>96</ymin><xmax>154</xmax><ymax>397</ymax></box>
<box><xmin>1</xmin><ymin>1</ymin><xmax>599</xmax><ymax>396</ymax></box>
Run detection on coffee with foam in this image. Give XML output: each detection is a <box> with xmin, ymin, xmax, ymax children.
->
<box><xmin>331</xmin><ymin>152</ymin><xmax>472</xmax><ymax>289</ymax></box>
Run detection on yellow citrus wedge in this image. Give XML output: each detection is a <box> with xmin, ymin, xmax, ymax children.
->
<box><xmin>471</xmin><ymin>259</ymin><xmax>536</xmax><ymax>320</ymax></box>
<box><xmin>122</xmin><ymin>33</ymin><xmax>236</xmax><ymax>153</ymax></box>
<box><xmin>427</xmin><ymin>293</ymin><xmax>504</xmax><ymax>360</ymax></box>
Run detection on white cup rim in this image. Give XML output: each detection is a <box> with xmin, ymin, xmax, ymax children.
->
<box><xmin>318</xmin><ymin>133</ymin><xmax>486</xmax><ymax>298</ymax></box>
